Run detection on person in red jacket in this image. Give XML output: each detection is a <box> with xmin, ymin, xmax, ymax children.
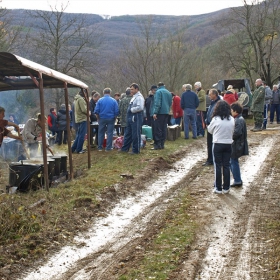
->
<box><xmin>47</xmin><ymin>108</ymin><xmax>58</xmax><ymax>136</ymax></box>
<box><xmin>171</xmin><ymin>92</ymin><xmax>183</xmax><ymax>125</ymax></box>
<box><xmin>223</xmin><ymin>89</ymin><xmax>237</xmax><ymax>105</ymax></box>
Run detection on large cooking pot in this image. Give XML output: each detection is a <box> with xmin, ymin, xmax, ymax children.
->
<box><xmin>51</xmin><ymin>156</ymin><xmax>61</xmax><ymax>176</ymax></box>
<box><xmin>23</xmin><ymin>159</ymin><xmax>55</xmax><ymax>187</ymax></box>
<box><xmin>32</xmin><ymin>156</ymin><xmax>55</xmax><ymax>180</ymax></box>
<box><xmin>59</xmin><ymin>154</ymin><xmax>67</xmax><ymax>173</ymax></box>
<box><xmin>9</xmin><ymin>162</ymin><xmax>44</xmax><ymax>192</ymax></box>
<box><xmin>51</xmin><ymin>154</ymin><xmax>67</xmax><ymax>175</ymax></box>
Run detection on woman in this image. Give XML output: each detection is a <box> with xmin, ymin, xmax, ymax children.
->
<box><xmin>207</xmin><ymin>100</ymin><xmax>235</xmax><ymax>194</ymax></box>
<box><xmin>230</xmin><ymin>102</ymin><xmax>249</xmax><ymax>187</ymax></box>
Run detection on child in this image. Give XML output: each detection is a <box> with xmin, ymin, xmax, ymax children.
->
<box><xmin>230</xmin><ymin>102</ymin><xmax>249</xmax><ymax>187</ymax></box>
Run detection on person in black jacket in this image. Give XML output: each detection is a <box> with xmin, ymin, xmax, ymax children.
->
<box><xmin>230</xmin><ymin>102</ymin><xmax>249</xmax><ymax>187</ymax></box>
<box><xmin>56</xmin><ymin>104</ymin><xmax>68</xmax><ymax>145</ymax></box>
<box><xmin>202</xmin><ymin>89</ymin><xmax>221</xmax><ymax>166</ymax></box>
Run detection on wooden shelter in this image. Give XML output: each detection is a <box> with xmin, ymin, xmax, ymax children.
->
<box><xmin>0</xmin><ymin>52</ymin><xmax>91</xmax><ymax>190</ymax></box>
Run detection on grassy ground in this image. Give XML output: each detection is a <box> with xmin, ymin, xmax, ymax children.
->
<box><xmin>0</xmin><ymin>133</ymin><xmax>197</xmax><ymax>273</ymax></box>
<box><xmin>1</xmin><ymin>119</ymin><xmax>280</xmax><ymax>279</ymax></box>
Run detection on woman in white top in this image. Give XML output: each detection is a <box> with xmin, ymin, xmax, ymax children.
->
<box><xmin>207</xmin><ymin>100</ymin><xmax>235</xmax><ymax>194</ymax></box>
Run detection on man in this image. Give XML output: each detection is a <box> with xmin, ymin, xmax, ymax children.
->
<box><xmin>180</xmin><ymin>84</ymin><xmax>199</xmax><ymax>139</ymax></box>
<box><xmin>270</xmin><ymin>84</ymin><xmax>280</xmax><ymax>124</ymax></box>
<box><xmin>171</xmin><ymin>92</ymin><xmax>183</xmax><ymax>125</ymax></box>
<box><xmin>202</xmin><ymin>88</ymin><xmax>221</xmax><ymax>166</ymax></box>
<box><xmin>119</xmin><ymin>87</ymin><xmax>132</xmax><ymax>135</ymax></box>
<box><xmin>114</xmin><ymin>92</ymin><xmax>121</xmax><ymax>135</ymax></box>
<box><xmin>71</xmin><ymin>90</ymin><xmax>88</xmax><ymax>154</ymax></box>
<box><xmin>120</xmin><ymin>83</ymin><xmax>145</xmax><ymax>154</ymax></box>
<box><xmin>89</xmin><ymin>91</ymin><xmax>101</xmax><ymax>146</ymax></box>
<box><xmin>22</xmin><ymin>113</ymin><xmax>49</xmax><ymax>158</ymax></box>
<box><xmin>151</xmin><ymin>82</ymin><xmax>172</xmax><ymax>150</ymax></box>
<box><xmin>194</xmin><ymin>81</ymin><xmax>206</xmax><ymax>137</ymax></box>
<box><xmin>262</xmin><ymin>81</ymin><xmax>272</xmax><ymax>130</ymax></box>
<box><xmin>114</xmin><ymin>92</ymin><xmax>121</xmax><ymax>105</ymax></box>
<box><xmin>0</xmin><ymin>106</ymin><xmax>22</xmax><ymax>147</ymax></box>
<box><xmin>251</xmin><ymin>78</ymin><xmax>265</xmax><ymax>132</ymax></box>
<box><xmin>94</xmin><ymin>88</ymin><xmax>119</xmax><ymax>152</ymax></box>
<box><xmin>144</xmin><ymin>85</ymin><xmax>157</xmax><ymax>126</ymax></box>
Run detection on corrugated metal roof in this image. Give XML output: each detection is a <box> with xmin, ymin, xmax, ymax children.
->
<box><xmin>0</xmin><ymin>52</ymin><xmax>88</xmax><ymax>91</ymax></box>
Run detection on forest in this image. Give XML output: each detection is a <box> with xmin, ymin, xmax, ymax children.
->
<box><xmin>0</xmin><ymin>0</ymin><xmax>280</xmax><ymax>123</ymax></box>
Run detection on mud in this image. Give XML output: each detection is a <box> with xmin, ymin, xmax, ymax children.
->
<box><xmin>16</xmin><ymin>126</ymin><xmax>280</xmax><ymax>279</ymax></box>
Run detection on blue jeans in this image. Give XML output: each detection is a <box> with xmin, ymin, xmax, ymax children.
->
<box><xmin>98</xmin><ymin>118</ymin><xmax>115</xmax><ymax>150</ymax></box>
<box><xmin>183</xmin><ymin>108</ymin><xmax>197</xmax><ymax>139</ymax></box>
<box><xmin>230</xmin><ymin>158</ymin><xmax>242</xmax><ymax>184</ymax></box>
<box><xmin>71</xmin><ymin>121</ymin><xmax>86</xmax><ymax>153</ymax></box>
<box><xmin>263</xmin><ymin>104</ymin><xmax>269</xmax><ymax>128</ymax></box>
<box><xmin>174</xmin><ymin>117</ymin><xmax>182</xmax><ymax>125</ymax></box>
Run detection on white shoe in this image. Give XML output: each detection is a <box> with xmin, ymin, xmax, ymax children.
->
<box><xmin>213</xmin><ymin>188</ymin><xmax>222</xmax><ymax>194</ymax></box>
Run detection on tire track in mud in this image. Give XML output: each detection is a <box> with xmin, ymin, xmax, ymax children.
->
<box><xmin>174</xmin><ymin>130</ymin><xmax>280</xmax><ymax>280</ymax></box>
<box><xmin>21</xmin><ymin>148</ymin><xmax>207</xmax><ymax>280</ymax></box>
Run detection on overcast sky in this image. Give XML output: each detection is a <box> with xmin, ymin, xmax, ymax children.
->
<box><xmin>2</xmin><ymin>0</ymin><xmax>245</xmax><ymax>16</ymax></box>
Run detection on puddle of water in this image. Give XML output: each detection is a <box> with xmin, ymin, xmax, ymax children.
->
<box><xmin>22</xmin><ymin>149</ymin><xmax>206</xmax><ymax>280</ymax></box>
<box><xmin>196</xmin><ymin>137</ymin><xmax>275</xmax><ymax>280</ymax></box>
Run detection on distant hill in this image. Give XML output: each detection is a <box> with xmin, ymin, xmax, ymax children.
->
<box><xmin>6</xmin><ymin>7</ymin><xmax>233</xmax><ymax>58</ymax></box>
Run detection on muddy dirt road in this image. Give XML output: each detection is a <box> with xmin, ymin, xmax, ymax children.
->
<box><xmin>19</xmin><ymin>127</ymin><xmax>280</xmax><ymax>280</ymax></box>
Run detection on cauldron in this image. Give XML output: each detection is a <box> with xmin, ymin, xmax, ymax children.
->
<box><xmin>9</xmin><ymin>162</ymin><xmax>44</xmax><ymax>192</ymax></box>
<box><xmin>32</xmin><ymin>156</ymin><xmax>56</xmax><ymax>180</ymax></box>
<box><xmin>51</xmin><ymin>154</ymin><xmax>67</xmax><ymax>176</ymax></box>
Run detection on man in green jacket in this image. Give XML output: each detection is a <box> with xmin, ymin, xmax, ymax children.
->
<box><xmin>251</xmin><ymin>78</ymin><xmax>265</xmax><ymax>132</ymax></box>
<box><xmin>151</xmin><ymin>82</ymin><xmax>172</xmax><ymax>150</ymax></box>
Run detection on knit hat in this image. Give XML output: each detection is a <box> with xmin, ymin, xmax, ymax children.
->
<box><xmin>150</xmin><ymin>85</ymin><xmax>157</xmax><ymax>90</ymax></box>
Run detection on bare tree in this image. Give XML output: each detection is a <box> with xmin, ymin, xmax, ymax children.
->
<box><xmin>25</xmin><ymin>1</ymin><xmax>104</xmax><ymax>108</ymax></box>
<box><xmin>0</xmin><ymin>3</ymin><xmax>27</xmax><ymax>52</ymax></box>
<box><xmin>218</xmin><ymin>0</ymin><xmax>280</xmax><ymax>88</ymax></box>
<box><xmin>104</xmin><ymin>16</ymin><xmax>195</xmax><ymax>96</ymax></box>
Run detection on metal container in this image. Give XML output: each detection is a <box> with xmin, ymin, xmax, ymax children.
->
<box><xmin>51</xmin><ymin>156</ymin><xmax>61</xmax><ymax>176</ymax></box>
<box><xmin>9</xmin><ymin>162</ymin><xmax>43</xmax><ymax>192</ymax></box>
<box><xmin>59</xmin><ymin>154</ymin><xmax>67</xmax><ymax>173</ymax></box>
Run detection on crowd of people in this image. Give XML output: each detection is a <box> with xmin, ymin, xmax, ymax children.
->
<box><xmin>0</xmin><ymin>78</ymin><xmax>278</xmax><ymax>193</ymax></box>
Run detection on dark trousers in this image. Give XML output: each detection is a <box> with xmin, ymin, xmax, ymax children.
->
<box><xmin>206</xmin><ymin>130</ymin><xmax>213</xmax><ymax>163</ymax></box>
<box><xmin>270</xmin><ymin>104</ymin><xmax>280</xmax><ymax>123</ymax></box>
<box><xmin>196</xmin><ymin>110</ymin><xmax>205</xmax><ymax>136</ymax></box>
<box><xmin>152</xmin><ymin>114</ymin><xmax>168</xmax><ymax>148</ymax></box>
<box><xmin>57</xmin><ymin>130</ymin><xmax>67</xmax><ymax>145</ymax></box>
<box><xmin>122</xmin><ymin>112</ymin><xmax>143</xmax><ymax>153</ymax></box>
<box><xmin>213</xmin><ymin>143</ymin><xmax>232</xmax><ymax>191</ymax></box>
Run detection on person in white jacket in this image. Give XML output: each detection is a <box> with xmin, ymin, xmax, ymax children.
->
<box><xmin>207</xmin><ymin>100</ymin><xmax>235</xmax><ymax>194</ymax></box>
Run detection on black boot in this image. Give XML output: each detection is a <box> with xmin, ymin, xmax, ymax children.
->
<box><xmin>252</xmin><ymin>125</ymin><xmax>262</xmax><ymax>132</ymax></box>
